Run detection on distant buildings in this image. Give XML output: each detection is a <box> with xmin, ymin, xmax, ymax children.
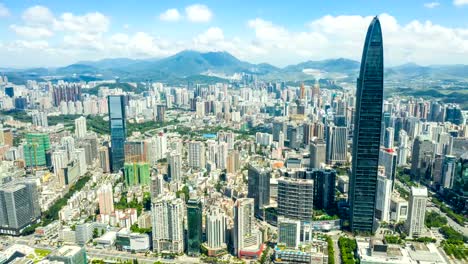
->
<box><xmin>98</xmin><ymin>183</ymin><xmax>114</xmax><ymax>215</ymax></box>
<box><xmin>349</xmin><ymin>17</ymin><xmax>384</xmax><ymax>233</ymax></box>
<box><xmin>309</xmin><ymin>139</ymin><xmax>326</xmax><ymax>169</ymax></box>
<box><xmin>188</xmin><ymin>141</ymin><xmax>205</xmax><ymax>169</ymax></box>
<box><xmin>124</xmin><ymin>162</ymin><xmax>150</xmax><ymax>186</ymax></box>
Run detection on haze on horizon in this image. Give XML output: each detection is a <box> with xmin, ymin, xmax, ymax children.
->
<box><xmin>0</xmin><ymin>0</ymin><xmax>467</xmax><ymax>68</ymax></box>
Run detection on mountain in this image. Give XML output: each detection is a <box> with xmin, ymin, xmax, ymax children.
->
<box><xmin>3</xmin><ymin>50</ymin><xmax>468</xmax><ymax>84</ymax></box>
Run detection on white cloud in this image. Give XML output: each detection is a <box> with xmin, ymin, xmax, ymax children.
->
<box><xmin>0</xmin><ymin>3</ymin><xmax>10</xmax><ymax>17</ymax></box>
<box><xmin>453</xmin><ymin>0</ymin><xmax>468</xmax><ymax>6</ymax></box>
<box><xmin>54</xmin><ymin>12</ymin><xmax>110</xmax><ymax>34</ymax></box>
<box><xmin>185</xmin><ymin>4</ymin><xmax>212</xmax><ymax>23</ymax></box>
<box><xmin>22</xmin><ymin>5</ymin><xmax>55</xmax><ymax>26</ymax></box>
<box><xmin>159</xmin><ymin>8</ymin><xmax>181</xmax><ymax>22</ymax></box>
<box><xmin>424</xmin><ymin>2</ymin><xmax>440</xmax><ymax>8</ymax></box>
<box><xmin>194</xmin><ymin>27</ymin><xmax>224</xmax><ymax>44</ymax></box>
<box><xmin>10</xmin><ymin>25</ymin><xmax>54</xmax><ymax>39</ymax></box>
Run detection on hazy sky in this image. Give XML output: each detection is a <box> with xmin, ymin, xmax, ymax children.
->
<box><xmin>0</xmin><ymin>0</ymin><xmax>467</xmax><ymax>67</ymax></box>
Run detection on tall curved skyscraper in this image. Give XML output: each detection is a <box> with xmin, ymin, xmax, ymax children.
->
<box><xmin>349</xmin><ymin>17</ymin><xmax>384</xmax><ymax>233</ymax></box>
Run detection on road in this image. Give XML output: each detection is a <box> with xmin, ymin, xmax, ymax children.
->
<box><xmin>86</xmin><ymin>248</ymin><xmax>201</xmax><ymax>264</ymax></box>
<box><xmin>427</xmin><ymin>201</ymin><xmax>468</xmax><ymax>237</ymax></box>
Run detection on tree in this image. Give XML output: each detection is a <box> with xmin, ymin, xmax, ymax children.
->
<box><xmin>93</xmin><ymin>228</ymin><xmax>99</xmax><ymax>238</ymax></box>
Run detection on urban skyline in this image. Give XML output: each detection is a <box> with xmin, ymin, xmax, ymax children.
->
<box><xmin>0</xmin><ymin>1</ymin><xmax>467</xmax><ymax>264</ymax></box>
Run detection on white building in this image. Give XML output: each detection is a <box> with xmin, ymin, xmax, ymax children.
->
<box><xmin>405</xmin><ymin>187</ymin><xmax>428</xmax><ymax>237</ymax></box>
<box><xmin>376</xmin><ymin>171</ymin><xmax>392</xmax><ymax>222</ymax></box>
<box><xmin>168</xmin><ymin>152</ymin><xmax>182</xmax><ymax>182</ymax></box>
<box><xmin>233</xmin><ymin>198</ymin><xmax>263</xmax><ymax>258</ymax></box>
<box><xmin>151</xmin><ymin>196</ymin><xmax>185</xmax><ymax>254</ymax></box>
<box><xmin>206</xmin><ymin>207</ymin><xmax>226</xmax><ymax>250</ymax></box>
<box><xmin>74</xmin><ymin>116</ymin><xmax>87</xmax><ymax>138</ymax></box>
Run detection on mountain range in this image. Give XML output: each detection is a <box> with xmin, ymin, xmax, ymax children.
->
<box><xmin>3</xmin><ymin>50</ymin><xmax>468</xmax><ymax>84</ymax></box>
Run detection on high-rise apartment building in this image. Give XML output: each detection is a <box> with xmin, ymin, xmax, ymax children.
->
<box><xmin>206</xmin><ymin>207</ymin><xmax>226</xmax><ymax>250</ymax></box>
<box><xmin>349</xmin><ymin>17</ymin><xmax>384</xmax><ymax>233</ymax></box>
<box><xmin>98</xmin><ymin>183</ymin><xmax>114</xmax><ymax>215</ymax></box>
<box><xmin>410</xmin><ymin>136</ymin><xmax>434</xmax><ymax>182</ymax></box>
<box><xmin>23</xmin><ymin>133</ymin><xmax>51</xmax><ymax>167</ymax></box>
<box><xmin>168</xmin><ymin>152</ymin><xmax>182</xmax><ymax>182</ymax></box>
<box><xmin>152</xmin><ymin>196</ymin><xmax>185</xmax><ymax>254</ymax></box>
<box><xmin>188</xmin><ymin>141</ymin><xmax>205</xmax><ymax>169</ymax></box>
<box><xmin>233</xmin><ymin>198</ymin><xmax>263</xmax><ymax>258</ymax></box>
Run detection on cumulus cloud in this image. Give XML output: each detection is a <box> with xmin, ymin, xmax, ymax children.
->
<box><xmin>424</xmin><ymin>2</ymin><xmax>440</xmax><ymax>8</ymax></box>
<box><xmin>10</xmin><ymin>24</ymin><xmax>54</xmax><ymax>39</ymax></box>
<box><xmin>453</xmin><ymin>0</ymin><xmax>468</xmax><ymax>6</ymax></box>
<box><xmin>4</xmin><ymin>9</ymin><xmax>468</xmax><ymax>68</ymax></box>
<box><xmin>159</xmin><ymin>8</ymin><xmax>182</xmax><ymax>22</ymax></box>
<box><xmin>0</xmin><ymin>3</ymin><xmax>10</xmax><ymax>17</ymax></box>
<box><xmin>185</xmin><ymin>4</ymin><xmax>212</xmax><ymax>22</ymax></box>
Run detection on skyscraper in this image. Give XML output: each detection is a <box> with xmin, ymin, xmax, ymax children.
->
<box><xmin>206</xmin><ymin>207</ymin><xmax>226</xmax><ymax>251</ymax></box>
<box><xmin>233</xmin><ymin>198</ymin><xmax>263</xmax><ymax>258</ymax></box>
<box><xmin>187</xmin><ymin>197</ymin><xmax>203</xmax><ymax>256</ymax></box>
<box><xmin>152</xmin><ymin>196</ymin><xmax>185</xmax><ymax>254</ymax></box>
<box><xmin>325</xmin><ymin>124</ymin><xmax>347</xmax><ymax>165</ymax></box>
<box><xmin>247</xmin><ymin>165</ymin><xmax>271</xmax><ymax>218</ymax></box>
<box><xmin>349</xmin><ymin>17</ymin><xmax>384</xmax><ymax>233</ymax></box>
<box><xmin>188</xmin><ymin>141</ymin><xmax>205</xmax><ymax>169</ymax></box>
<box><xmin>23</xmin><ymin>133</ymin><xmax>51</xmax><ymax>168</ymax></box>
<box><xmin>108</xmin><ymin>95</ymin><xmax>127</xmax><ymax>172</ymax></box>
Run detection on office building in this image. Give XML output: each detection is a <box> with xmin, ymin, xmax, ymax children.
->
<box><xmin>410</xmin><ymin>136</ymin><xmax>434</xmax><ymax>182</ymax></box>
<box><xmin>349</xmin><ymin>17</ymin><xmax>384</xmax><ymax>233</ymax></box>
<box><xmin>405</xmin><ymin>187</ymin><xmax>428</xmax><ymax>237</ymax></box>
<box><xmin>384</xmin><ymin>127</ymin><xmax>394</xmax><ymax>149</ymax></box>
<box><xmin>187</xmin><ymin>197</ymin><xmax>203</xmax><ymax>256</ymax></box>
<box><xmin>397</xmin><ymin>130</ymin><xmax>409</xmax><ymax>166</ymax></box>
<box><xmin>375</xmin><ymin>170</ymin><xmax>392</xmax><ymax>222</ymax></box>
<box><xmin>325</xmin><ymin>124</ymin><xmax>347</xmax><ymax>165</ymax></box>
<box><xmin>0</xmin><ymin>180</ymin><xmax>41</xmax><ymax>235</ymax></box>
<box><xmin>98</xmin><ymin>146</ymin><xmax>110</xmax><ymax>173</ymax></box>
<box><xmin>310</xmin><ymin>169</ymin><xmax>336</xmax><ymax>210</ymax></box>
<box><xmin>247</xmin><ymin>165</ymin><xmax>271</xmax><ymax>218</ymax></box>
<box><xmin>379</xmin><ymin>148</ymin><xmax>397</xmax><ymax>184</ymax></box>
<box><xmin>152</xmin><ymin>196</ymin><xmax>185</xmax><ymax>254</ymax></box>
<box><xmin>108</xmin><ymin>95</ymin><xmax>127</xmax><ymax>172</ymax></box>
<box><xmin>441</xmin><ymin>155</ymin><xmax>456</xmax><ymax>189</ymax></box>
<box><xmin>309</xmin><ymin>139</ymin><xmax>326</xmax><ymax>169</ymax></box>
<box><xmin>277</xmin><ymin>177</ymin><xmax>314</xmax><ymax>221</ymax></box>
<box><xmin>277</xmin><ymin>216</ymin><xmax>300</xmax><ymax>248</ymax></box>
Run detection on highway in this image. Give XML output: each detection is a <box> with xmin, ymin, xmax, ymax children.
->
<box><xmin>426</xmin><ymin>201</ymin><xmax>468</xmax><ymax>237</ymax></box>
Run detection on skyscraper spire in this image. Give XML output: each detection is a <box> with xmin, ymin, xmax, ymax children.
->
<box><xmin>349</xmin><ymin>16</ymin><xmax>384</xmax><ymax>233</ymax></box>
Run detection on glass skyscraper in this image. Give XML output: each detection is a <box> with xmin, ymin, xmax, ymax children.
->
<box><xmin>349</xmin><ymin>17</ymin><xmax>384</xmax><ymax>233</ymax></box>
<box><xmin>187</xmin><ymin>197</ymin><xmax>202</xmax><ymax>256</ymax></box>
<box><xmin>108</xmin><ymin>95</ymin><xmax>127</xmax><ymax>172</ymax></box>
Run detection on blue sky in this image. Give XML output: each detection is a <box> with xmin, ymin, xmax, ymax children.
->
<box><xmin>0</xmin><ymin>0</ymin><xmax>467</xmax><ymax>67</ymax></box>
